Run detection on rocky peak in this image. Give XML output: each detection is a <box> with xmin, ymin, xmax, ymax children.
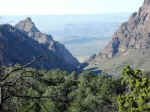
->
<box><xmin>15</xmin><ymin>18</ymin><xmax>79</xmax><ymax>68</ymax></box>
<box><xmin>92</xmin><ymin>0</ymin><xmax>150</xmax><ymax>61</ymax></box>
<box><xmin>15</xmin><ymin>17</ymin><xmax>53</xmax><ymax>44</ymax></box>
<box><xmin>144</xmin><ymin>0</ymin><xmax>150</xmax><ymax>5</ymax></box>
<box><xmin>0</xmin><ymin>22</ymin><xmax>79</xmax><ymax>71</ymax></box>
<box><xmin>16</xmin><ymin>17</ymin><xmax>39</xmax><ymax>33</ymax></box>
<box><xmin>25</xmin><ymin>17</ymin><xmax>32</xmax><ymax>22</ymax></box>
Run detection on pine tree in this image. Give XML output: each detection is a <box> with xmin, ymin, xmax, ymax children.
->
<box><xmin>118</xmin><ymin>65</ymin><xmax>150</xmax><ymax>112</ymax></box>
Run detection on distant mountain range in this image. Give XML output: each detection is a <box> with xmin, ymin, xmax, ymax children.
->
<box><xmin>87</xmin><ymin>0</ymin><xmax>150</xmax><ymax>75</ymax></box>
<box><xmin>0</xmin><ymin>18</ymin><xmax>79</xmax><ymax>71</ymax></box>
<box><xmin>1</xmin><ymin>14</ymin><xmax>130</xmax><ymax>59</ymax></box>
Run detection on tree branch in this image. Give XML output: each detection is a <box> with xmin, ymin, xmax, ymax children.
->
<box><xmin>1</xmin><ymin>56</ymin><xmax>47</xmax><ymax>81</ymax></box>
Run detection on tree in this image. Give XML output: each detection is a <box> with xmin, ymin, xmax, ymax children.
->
<box><xmin>0</xmin><ymin>56</ymin><xmax>52</xmax><ymax>112</ymax></box>
<box><xmin>68</xmin><ymin>72</ymin><xmax>120</xmax><ymax>112</ymax></box>
<box><xmin>117</xmin><ymin>65</ymin><xmax>150</xmax><ymax>112</ymax></box>
<box><xmin>0</xmin><ymin>56</ymin><xmax>122</xmax><ymax>112</ymax></box>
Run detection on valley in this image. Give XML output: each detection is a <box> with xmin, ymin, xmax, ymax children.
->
<box><xmin>1</xmin><ymin>0</ymin><xmax>150</xmax><ymax>111</ymax></box>
<box><xmin>1</xmin><ymin>14</ymin><xmax>129</xmax><ymax>62</ymax></box>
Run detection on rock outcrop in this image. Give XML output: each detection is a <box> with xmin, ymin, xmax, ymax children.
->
<box><xmin>0</xmin><ymin>18</ymin><xmax>79</xmax><ymax>71</ymax></box>
<box><xmin>88</xmin><ymin>0</ymin><xmax>150</xmax><ymax>74</ymax></box>
<box><xmin>16</xmin><ymin>18</ymin><xmax>79</xmax><ymax>68</ymax></box>
<box><xmin>92</xmin><ymin>0</ymin><xmax>150</xmax><ymax>60</ymax></box>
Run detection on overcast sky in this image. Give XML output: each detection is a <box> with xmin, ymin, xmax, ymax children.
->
<box><xmin>0</xmin><ymin>0</ymin><xmax>144</xmax><ymax>15</ymax></box>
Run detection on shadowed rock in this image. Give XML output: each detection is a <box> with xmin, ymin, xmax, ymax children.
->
<box><xmin>0</xmin><ymin>18</ymin><xmax>80</xmax><ymax>71</ymax></box>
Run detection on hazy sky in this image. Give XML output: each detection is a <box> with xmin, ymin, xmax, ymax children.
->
<box><xmin>0</xmin><ymin>0</ymin><xmax>144</xmax><ymax>15</ymax></box>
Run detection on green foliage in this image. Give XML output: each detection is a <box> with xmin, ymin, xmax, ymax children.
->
<box><xmin>118</xmin><ymin>65</ymin><xmax>150</xmax><ymax>112</ymax></box>
<box><xmin>4</xmin><ymin>64</ymin><xmax>150</xmax><ymax>112</ymax></box>
<box><xmin>1</xmin><ymin>65</ymin><xmax>122</xmax><ymax>112</ymax></box>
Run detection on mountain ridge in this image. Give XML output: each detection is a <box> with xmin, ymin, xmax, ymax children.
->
<box><xmin>0</xmin><ymin>18</ymin><xmax>79</xmax><ymax>71</ymax></box>
<box><xmin>88</xmin><ymin>0</ymin><xmax>150</xmax><ymax>74</ymax></box>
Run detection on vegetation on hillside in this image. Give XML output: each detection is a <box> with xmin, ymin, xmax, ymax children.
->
<box><xmin>0</xmin><ymin>61</ymin><xmax>150</xmax><ymax>112</ymax></box>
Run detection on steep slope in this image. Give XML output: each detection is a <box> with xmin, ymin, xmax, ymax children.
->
<box><xmin>88</xmin><ymin>0</ymin><xmax>150</xmax><ymax>74</ymax></box>
<box><xmin>0</xmin><ymin>19</ymin><xmax>79</xmax><ymax>71</ymax></box>
<box><xmin>16</xmin><ymin>17</ymin><xmax>79</xmax><ymax>68</ymax></box>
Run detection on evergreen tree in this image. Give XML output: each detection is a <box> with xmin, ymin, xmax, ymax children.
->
<box><xmin>118</xmin><ymin>65</ymin><xmax>150</xmax><ymax>112</ymax></box>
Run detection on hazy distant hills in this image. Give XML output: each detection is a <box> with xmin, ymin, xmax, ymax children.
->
<box><xmin>88</xmin><ymin>0</ymin><xmax>150</xmax><ymax>75</ymax></box>
<box><xmin>1</xmin><ymin>14</ymin><xmax>130</xmax><ymax>61</ymax></box>
<box><xmin>60</xmin><ymin>21</ymin><xmax>122</xmax><ymax>59</ymax></box>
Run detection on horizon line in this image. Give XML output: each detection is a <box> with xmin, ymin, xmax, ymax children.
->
<box><xmin>0</xmin><ymin>12</ymin><xmax>132</xmax><ymax>16</ymax></box>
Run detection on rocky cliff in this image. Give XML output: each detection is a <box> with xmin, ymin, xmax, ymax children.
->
<box><xmin>96</xmin><ymin>0</ymin><xmax>150</xmax><ymax>59</ymax></box>
<box><xmin>88</xmin><ymin>0</ymin><xmax>150</xmax><ymax>74</ymax></box>
<box><xmin>16</xmin><ymin>18</ymin><xmax>79</xmax><ymax>67</ymax></box>
<box><xmin>0</xmin><ymin>18</ymin><xmax>79</xmax><ymax>71</ymax></box>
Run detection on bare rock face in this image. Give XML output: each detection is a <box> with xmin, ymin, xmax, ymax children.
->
<box><xmin>16</xmin><ymin>17</ymin><xmax>52</xmax><ymax>44</ymax></box>
<box><xmin>85</xmin><ymin>0</ymin><xmax>150</xmax><ymax>75</ymax></box>
<box><xmin>15</xmin><ymin>18</ymin><xmax>79</xmax><ymax>69</ymax></box>
<box><xmin>15</xmin><ymin>17</ymin><xmax>39</xmax><ymax>33</ymax></box>
<box><xmin>0</xmin><ymin>18</ymin><xmax>79</xmax><ymax>71</ymax></box>
<box><xmin>92</xmin><ymin>0</ymin><xmax>150</xmax><ymax>61</ymax></box>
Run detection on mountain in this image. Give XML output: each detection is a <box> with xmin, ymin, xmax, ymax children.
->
<box><xmin>1</xmin><ymin>14</ymin><xmax>129</xmax><ymax>59</ymax></box>
<box><xmin>0</xmin><ymin>18</ymin><xmax>79</xmax><ymax>71</ymax></box>
<box><xmin>88</xmin><ymin>0</ymin><xmax>150</xmax><ymax>75</ymax></box>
